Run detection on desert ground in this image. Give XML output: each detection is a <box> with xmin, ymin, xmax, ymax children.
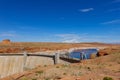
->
<box><xmin>0</xmin><ymin>41</ymin><xmax>119</xmax><ymax>53</ymax></box>
<box><xmin>1</xmin><ymin>47</ymin><xmax>120</xmax><ymax>80</ymax></box>
<box><xmin>0</xmin><ymin>42</ymin><xmax>120</xmax><ymax>80</ymax></box>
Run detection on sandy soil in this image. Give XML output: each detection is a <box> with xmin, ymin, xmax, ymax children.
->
<box><xmin>1</xmin><ymin>47</ymin><xmax>120</xmax><ymax>80</ymax></box>
<box><xmin>0</xmin><ymin>42</ymin><xmax>113</xmax><ymax>53</ymax></box>
<box><xmin>0</xmin><ymin>42</ymin><xmax>120</xmax><ymax>80</ymax></box>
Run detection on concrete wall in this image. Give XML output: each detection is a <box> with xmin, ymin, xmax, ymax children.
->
<box><xmin>25</xmin><ymin>56</ymin><xmax>54</xmax><ymax>69</ymax></box>
<box><xmin>0</xmin><ymin>56</ymin><xmax>24</xmax><ymax>78</ymax></box>
<box><xmin>0</xmin><ymin>53</ymin><xmax>69</xmax><ymax>78</ymax></box>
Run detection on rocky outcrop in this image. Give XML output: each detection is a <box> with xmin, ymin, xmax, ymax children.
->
<box><xmin>98</xmin><ymin>47</ymin><xmax>120</xmax><ymax>56</ymax></box>
<box><xmin>97</xmin><ymin>51</ymin><xmax>108</xmax><ymax>56</ymax></box>
<box><xmin>2</xmin><ymin>39</ymin><xmax>11</xmax><ymax>44</ymax></box>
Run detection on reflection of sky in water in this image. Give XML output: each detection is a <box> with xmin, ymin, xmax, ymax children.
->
<box><xmin>69</xmin><ymin>49</ymin><xmax>98</xmax><ymax>59</ymax></box>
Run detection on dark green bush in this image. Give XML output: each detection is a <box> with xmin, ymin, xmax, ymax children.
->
<box><xmin>103</xmin><ymin>77</ymin><xmax>113</xmax><ymax>80</ymax></box>
<box><xmin>32</xmin><ymin>78</ymin><xmax>37</xmax><ymax>80</ymax></box>
<box><xmin>35</xmin><ymin>70</ymin><xmax>44</xmax><ymax>75</ymax></box>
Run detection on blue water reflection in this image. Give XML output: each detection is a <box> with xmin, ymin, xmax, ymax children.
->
<box><xmin>69</xmin><ymin>49</ymin><xmax>98</xmax><ymax>59</ymax></box>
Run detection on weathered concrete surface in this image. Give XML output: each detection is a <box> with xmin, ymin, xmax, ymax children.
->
<box><xmin>0</xmin><ymin>56</ymin><xmax>24</xmax><ymax>78</ymax></box>
<box><xmin>0</xmin><ymin>53</ymin><xmax>70</xmax><ymax>78</ymax></box>
<box><xmin>25</xmin><ymin>56</ymin><xmax>54</xmax><ymax>69</ymax></box>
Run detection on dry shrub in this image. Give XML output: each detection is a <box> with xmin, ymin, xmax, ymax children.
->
<box><xmin>90</xmin><ymin>53</ymin><xmax>96</xmax><ymax>59</ymax></box>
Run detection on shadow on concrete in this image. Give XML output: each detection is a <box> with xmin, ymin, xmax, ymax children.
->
<box><xmin>60</xmin><ymin>57</ymin><xmax>80</xmax><ymax>63</ymax></box>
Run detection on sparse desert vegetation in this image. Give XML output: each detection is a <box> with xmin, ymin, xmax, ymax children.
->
<box><xmin>0</xmin><ymin>41</ymin><xmax>120</xmax><ymax>80</ymax></box>
<box><xmin>1</xmin><ymin>47</ymin><xmax>120</xmax><ymax>80</ymax></box>
<box><xmin>0</xmin><ymin>41</ymin><xmax>119</xmax><ymax>53</ymax></box>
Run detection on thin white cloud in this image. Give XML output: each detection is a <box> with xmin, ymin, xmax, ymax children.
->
<box><xmin>105</xmin><ymin>0</ymin><xmax>120</xmax><ymax>7</ymax></box>
<box><xmin>112</xmin><ymin>0</ymin><xmax>120</xmax><ymax>3</ymax></box>
<box><xmin>79</xmin><ymin>8</ymin><xmax>94</xmax><ymax>12</ymax></box>
<box><xmin>101</xmin><ymin>19</ymin><xmax>120</xmax><ymax>24</ymax></box>
<box><xmin>62</xmin><ymin>39</ymin><xmax>80</xmax><ymax>43</ymax></box>
<box><xmin>55</xmin><ymin>33</ymin><xmax>120</xmax><ymax>43</ymax></box>
<box><xmin>56</xmin><ymin>34</ymin><xmax>81</xmax><ymax>43</ymax></box>
<box><xmin>0</xmin><ymin>32</ymin><xmax>16</xmax><ymax>37</ymax></box>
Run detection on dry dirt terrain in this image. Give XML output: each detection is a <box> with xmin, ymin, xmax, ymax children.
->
<box><xmin>0</xmin><ymin>42</ymin><xmax>118</xmax><ymax>53</ymax></box>
<box><xmin>1</xmin><ymin>45</ymin><xmax>120</xmax><ymax>80</ymax></box>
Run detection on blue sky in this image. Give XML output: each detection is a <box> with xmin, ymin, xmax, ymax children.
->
<box><xmin>0</xmin><ymin>0</ymin><xmax>120</xmax><ymax>43</ymax></box>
